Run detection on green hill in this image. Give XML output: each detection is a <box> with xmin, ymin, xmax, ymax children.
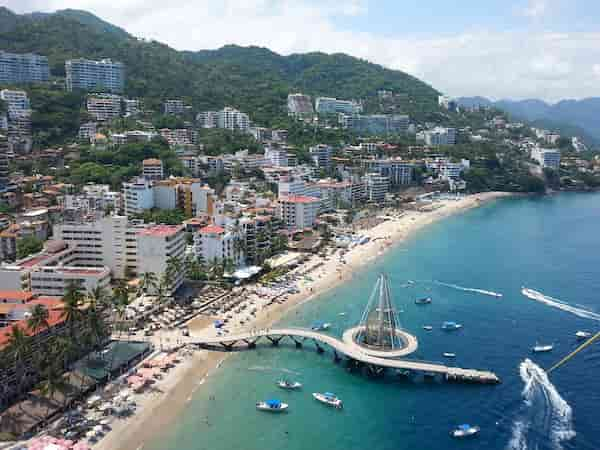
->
<box><xmin>0</xmin><ymin>7</ymin><xmax>439</xmax><ymax>126</ymax></box>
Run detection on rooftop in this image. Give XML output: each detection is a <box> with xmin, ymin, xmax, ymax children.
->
<box><xmin>0</xmin><ymin>310</ymin><xmax>65</xmax><ymax>351</ymax></box>
<box><xmin>199</xmin><ymin>225</ymin><xmax>225</xmax><ymax>234</ymax></box>
<box><xmin>279</xmin><ymin>195</ymin><xmax>320</xmax><ymax>204</ymax></box>
<box><xmin>137</xmin><ymin>224</ymin><xmax>182</xmax><ymax>238</ymax></box>
<box><xmin>143</xmin><ymin>158</ymin><xmax>162</xmax><ymax>165</ymax></box>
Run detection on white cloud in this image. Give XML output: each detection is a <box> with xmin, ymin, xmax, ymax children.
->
<box><xmin>521</xmin><ymin>0</ymin><xmax>549</xmax><ymax>18</ymax></box>
<box><xmin>3</xmin><ymin>0</ymin><xmax>600</xmax><ymax>101</ymax></box>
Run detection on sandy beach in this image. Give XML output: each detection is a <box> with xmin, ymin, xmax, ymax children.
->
<box><xmin>95</xmin><ymin>191</ymin><xmax>511</xmax><ymax>450</ymax></box>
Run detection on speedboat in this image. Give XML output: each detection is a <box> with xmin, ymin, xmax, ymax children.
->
<box><xmin>423</xmin><ymin>325</ymin><xmax>433</xmax><ymax>331</ymax></box>
<box><xmin>443</xmin><ymin>352</ymin><xmax>456</xmax><ymax>358</ymax></box>
<box><xmin>415</xmin><ymin>297</ymin><xmax>432</xmax><ymax>305</ymax></box>
<box><xmin>277</xmin><ymin>380</ymin><xmax>302</xmax><ymax>390</ymax></box>
<box><xmin>312</xmin><ymin>392</ymin><xmax>343</xmax><ymax>409</ymax></box>
<box><xmin>451</xmin><ymin>424</ymin><xmax>480</xmax><ymax>438</ymax></box>
<box><xmin>256</xmin><ymin>399</ymin><xmax>288</xmax><ymax>412</ymax></box>
<box><xmin>311</xmin><ymin>322</ymin><xmax>332</xmax><ymax>331</ymax></box>
<box><xmin>442</xmin><ymin>321</ymin><xmax>462</xmax><ymax>331</ymax></box>
<box><xmin>532</xmin><ymin>343</ymin><xmax>553</xmax><ymax>353</ymax></box>
<box><xmin>576</xmin><ymin>331</ymin><xmax>592</xmax><ymax>340</ymax></box>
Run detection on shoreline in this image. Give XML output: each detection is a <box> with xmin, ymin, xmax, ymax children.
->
<box><xmin>96</xmin><ymin>191</ymin><xmax>511</xmax><ymax>450</ymax></box>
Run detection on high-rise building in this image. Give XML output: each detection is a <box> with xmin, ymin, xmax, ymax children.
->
<box><xmin>315</xmin><ymin>97</ymin><xmax>361</xmax><ymax>115</ymax></box>
<box><xmin>86</xmin><ymin>94</ymin><xmax>122</xmax><ymax>121</ymax></box>
<box><xmin>65</xmin><ymin>58</ymin><xmax>125</xmax><ymax>93</ymax></box>
<box><xmin>0</xmin><ymin>90</ymin><xmax>31</xmax><ymax>112</ymax></box>
<box><xmin>531</xmin><ymin>148</ymin><xmax>560</xmax><ymax>170</ymax></box>
<box><xmin>142</xmin><ymin>158</ymin><xmax>164</xmax><ymax>180</ymax></box>
<box><xmin>197</xmin><ymin>107</ymin><xmax>250</xmax><ymax>131</ymax></box>
<box><xmin>340</xmin><ymin>114</ymin><xmax>409</xmax><ymax>134</ymax></box>
<box><xmin>277</xmin><ymin>195</ymin><xmax>320</xmax><ymax>231</ymax></box>
<box><xmin>364</xmin><ymin>173</ymin><xmax>389</xmax><ymax>203</ymax></box>
<box><xmin>0</xmin><ymin>134</ymin><xmax>9</xmax><ymax>192</ymax></box>
<box><xmin>0</xmin><ymin>51</ymin><xmax>49</xmax><ymax>84</ymax></box>
<box><xmin>361</xmin><ymin>159</ymin><xmax>414</xmax><ymax>186</ymax></box>
<box><xmin>422</xmin><ymin>127</ymin><xmax>457</xmax><ymax>146</ymax></box>
<box><xmin>163</xmin><ymin>99</ymin><xmax>186</xmax><ymax>115</ymax></box>
<box><xmin>309</xmin><ymin>144</ymin><xmax>333</xmax><ymax>170</ymax></box>
<box><xmin>122</xmin><ymin>177</ymin><xmax>154</xmax><ymax>216</ymax></box>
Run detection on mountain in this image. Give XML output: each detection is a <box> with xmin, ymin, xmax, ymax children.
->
<box><xmin>0</xmin><ymin>7</ymin><xmax>439</xmax><ymax>125</ymax></box>
<box><xmin>458</xmin><ymin>96</ymin><xmax>600</xmax><ymax>145</ymax></box>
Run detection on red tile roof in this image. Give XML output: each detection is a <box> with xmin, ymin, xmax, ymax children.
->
<box><xmin>137</xmin><ymin>225</ymin><xmax>182</xmax><ymax>237</ymax></box>
<box><xmin>279</xmin><ymin>195</ymin><xmax>320</xmax><ymax>204</ymax></box>
<box><xmin>199</xmin><ymin>225</ymin><xmax>225</xmax><ymax>234</ymax></box>
<box><xmin>0</xmin><ymin>291</ymin><xmax>35</xmax><ymax>302</ymax></box>
<box><xmin>0</xmin><ymin>310</ymin><xmax>66</xmax><ymax>351</ymax></box>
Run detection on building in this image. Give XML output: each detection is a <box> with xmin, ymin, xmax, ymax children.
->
<box><xmin>364</xmin><ymin>173</ymin><xmax>389</xmax><ymax>203</ymax></box>
<box><xmin>0</xmin><ymin>90</ymin><xmax>31</xmax><ymax>113</ymax></box>
<box><xmin>197</xmin><ymin>111</ymin><xmax>218</xmax><ymax>129</ymax></box>
<box><xmin>531</xmin><ymin>148</ymin><xmax>560</xmax><ymax>170</ymax></box>
<box><xmin>313</xmin><ymin>180</ymin><xmax>352</xmax><ymax>210</ymax></box>
<box><xmin>163</xmin><ymin>99</ymin><xmax>186</xmax><ymax>115</ymax></box>
<box><xmin>277</xmin><ymin>195</ymin><xmax>320</xmax><ymax>231</ymax></box>
<box><xmin>0</xmin><ymin>51</ymin><xmax>49</xmax><ymax>84</ymax></box>
<box><xmin>137</xmin><ymin>225</ymin><xmax>186</xmax><ymax>294</ymax></box>
<box><xmin>309</xmin><ymin>144</ymin><xmax>333</xmax><ymax>170</ymax></box>
<box><xmin>153</xmin><ymin>178</ymin><xmax>216</xmax><ymax>217</ymax></box>
<box><xmin>159</xmin><ymin>128</ymin><xmax>197</xmax><ymax>147</ymax></box>
<box><xmin>340</xmin><ymin>114</ymin><xmax>409</xmax><ymax>134</ymax></box>
<box><xmin>122</xmin><ymin>177</ymin><xmax>154</xmax><ymax>216</ymax></box>
<box><xmin>78</xmin><ymin>122</ymin><xmax>97</xmax><ymax>142</ymax></box>
<box><xmin>142</xmin><ymin>159</ymin><xmax>164</xmax><ymax>180</ymax></box>
<box><xmin>217</xmin><ymin>107</ymin><xmax>250</xmax><ymax>131</ymax></box>
<box><xmin>315</xmin><ymin>97</ymin><xmax>361</xmax><ymax>115</ymax></box>
<box><xmin>123</xmin><ymin>98</ymin><xmax>141</xmax><ymax>117</ymax></box>
<box><xmin>193</xmin><ymin>224</ymin><xmax>243</xmax><ymax>267</ymax></box>
<box><xmin>65</xmin><ymin>58</ymin><xmax>125</xmax><ymax>93</ymax></box>
<box><xmin>0</xmin><ymin>134</ymin><xmax>9</xmax><ymax>192</ymax></box>
<box><xmin>422</xmin><ymin>127</ymin><xmax>457</xmax><ymax>146</ymax></box>
<box><xmin>287</xmin><ymin>93</ymin><xmax>314</xmax><ymax>118</ymax></box>
<box><xmin>426</xmin><ymin>158</ymin><xmax>470</xmax><ymax>180</ymax></box>
<box><xmin>265</xmin><ymin>146</ymin><xmax>290</xmax><ymax>167</ymax></box>
<box><xmin>86</xmin><ymin>94</ymin><xmax>122</xmax><ymax>122</ymax></box>
<box><xmin>361</xmin><ymin>158</ymin><xmax>414</xmax><ymax>186</ymax></box>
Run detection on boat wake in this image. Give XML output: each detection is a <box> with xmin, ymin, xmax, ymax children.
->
<box><xmin>521</xmin><ymin>287</ymin><xmax>600</xmax><ymax>321</ymax></box>
<box><xmin>247</xmin><ymin>366</ymin><xmax>301</xmax><ymax>375</ymax></box>
<box><xmin>507</xmin><ymin>359</ymin><xmax>575</xmax><ymax>450</ymax></box>
<box><xmin>434</xmin><ymin>281</ymin><xmax>503</xmax><ymax>298</ymax></box>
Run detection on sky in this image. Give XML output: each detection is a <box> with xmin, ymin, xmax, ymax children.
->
<box><xmin>5</xmin><ymin>0</ymin><xmax>600</xmax><ymax>102</ymax></box>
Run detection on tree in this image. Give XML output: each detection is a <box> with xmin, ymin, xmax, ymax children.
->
<box><xmin>27</xmin><ymin>304</ymin><xmax>50</xmax><ymax>336</ymax></box>
<box><xmin>37</xmin><ymin>353</ymin><xmax>68</xmax><ymax>414</ymax></box>
<box><xmin>16</xmin><ymin>236</ymin><xmax>43</xmax><ymax>260</ymax></box>
<box><xmin>61</xmin><ymin>282</ymin><xmax>84</xmax><ymax>341</ymax></box>
<box><xmin>138</xmin><ymin>271</ymin><xmax>158</xmax><ymax>296</ymax></box>
<box><xmin>6</xmin><ymin>325</ymin><xmax>30</xmax><ymax>397</ymax></box>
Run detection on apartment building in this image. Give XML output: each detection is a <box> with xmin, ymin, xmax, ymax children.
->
<box><xmin>122</xmin><ymin>177</ymin><xmax>154</xmax><ymax>216</ymax></box>
<box><xmin>65</xmin><ymin>58</ymin><xmax>125</xmax><ymax>93</ymax></box>
<box><xmin>277</xmin><ymin>195</ymin><xmax>320</xmax><ymax>231</ymax></box>
<box><xmin>287</xmin><ymin>93</ymin><xmax>314</xmax><ymax>118</ymax></box>
<box><xmin>159</xmin><ymin>128</ymin><xmax>197</xmax><ymax>147</ymax></box>
<box><xmin>193</xmin><ymin>224</ymin><xmax>243</xmax><ymax>267</ymax></box>
<box><xmin>86</xmin><ymin>94</ymin><xmax>122</xmax><ymax>122</ymax></box>
<box><xmin>0</xmin><ymin>51</ymin><xmax>49</xmax><ymax>84</ymax></box>
<box><xmin>340</xmin><ymin>114</ymin><xmax>409</xmax><ymax>134</ymax></box>
<box><xmin>361</xmin><ymin>158</ymin><xmax>414</xmax><ymax>186</ymax></box>
<box><xmin>364</xmin><ymin>173</ymin><xmax>389</xmax><ymax>203</ymax></box>
<box><xmin>309</xmin><ymin>144</ymin><xmax>333</xmax><ymax>170</ymax></box>
<box><xmin>531</xmin><ymin>148</ymin><xmax>560</xmax><ymax>170</ymax></box>
<box><xmin>163</xmin><ymin>99</ymin><xmax>186</xmax><ymax>115</ymax></box>
<box><xmin>142</xmin><ymin>158</ymin><xmax>164</xmax><ymax>180</ymax></box>
<box><xmin>197</xmin><ymin>108</ymin><xmax>250</xmax><ymax>131</ymax></box>
<box><xmin>421</xmin><ymin>127</ymin><xmax>457</xmax><ymax>146</ymax></box>
<box><xmin>0</xmin><ymin>90</ymin><xmax>31</xmax><ymax>113</ymax></box>
<box><xmin>425</xmin><ymin>158</ymin><xmax>470</xmax><ymax>180</ymax></box>
<box><xmin>0</xmin><ymin>134</ymin><xmax>9</xmax><ymax>192</ymax></box>
<box><xmin>78</xmin><ymin>122</ymin><xmax>97</xmax><ymax>142</ymax></box>
<box><xmin>315</xmin><ymin>97</ymin><xmax>361</xmax><ymax>115</ymax></box>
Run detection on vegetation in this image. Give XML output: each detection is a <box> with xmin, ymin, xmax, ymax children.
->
<box><xmin>16</xmin><ymin>236</ymin><xmax>43</xmax><ymax>259</ymax></box>
<box><xmin>133</xmin><ymin>208</ymin><xmax>188</xmax><ymax>225</ymax></box>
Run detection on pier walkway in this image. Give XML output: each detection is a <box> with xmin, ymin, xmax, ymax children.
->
<box><xmin>187</xmin><ymin>327</ymin><xmax>500</xmax><ymax>385</ymax></box>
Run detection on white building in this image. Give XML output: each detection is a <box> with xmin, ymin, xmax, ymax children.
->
<box><xmin>86</xmin><ymin>94</ymin><xmax>122</xmax><ymax>122</ymax></box>
<box><xmin>361</xmin><ymin>159</ymin><xmax>414</xmax><ymax>186</ymax></box>
<box><xmin>159</xmin><ymin>128</ymin><xmax>197</xmax><ymax>147</ymax></box>
<box><xmin>287</xmin><ymin>93</ymin><xmax>314</xmax><ymax>118</ymax></box>
<box><xmin>142</xmin><ymin>158</ymin><xmax>164</xmax><ymax>180</ymax></box>
<box><xmin>265</xmin><ymin>146</ymin><xmax>290</xmax><ymax>167</ymax></box>
<box><xmin>122</xmin><ymin>177</ymin><xmax>154</xmax><ymax>216</ymax></box>
<box><xmin>137</xmin><ymin>225</ymin><xmax>186</xmax><ymax>294</ymax></box>
<box><xmin>197</xmin><ymin>111</ymin><xmax>218</xmax><ymax>128</ymax></box>
<box><xmin>65</xmin><ymin>58</ymin><xmax>125</xmax><ymax>93</ymax></box>
<box><xmin>78</xmin><ymin>122</ymin><xmax>97</xmax><ymax>142</ymax></box>
<box><xmin>422</xmin><ymin>127</ymin><xmax>457</xmax><ymax>146</ymax></box>
<box><xmin>309</xmin><ymin>144</ymin><xmax>333</xmax><ymax>170</ymax></box>
<box><xmin>198</xmin><ymin>107</ymin><xmax>250</xmax><ymax>131</ymax></box>
<box><xmin>313</xmin><ymin>180</ymin><xmax>353</xmax><ymax>210</ymax></box>
<box><xmin>0</xmin><ymin>90</ymin><xmax>30</xmax><ymax>113</ymax></box>
<box><xmin>531</xmin><ymin>148</ymin><xmax>560</xmax><ymax>170</ymax></box>
<box><xmin>277</xmin><ymin>195</ymin><xmax>320</xmax><ymax>231</ymax></box>
<box><xmin>163</xmin><ymin>99</ymin><xmax>186</xmax><ymax>115</ymax></box>
<box><xmin>193</xmin><ymin>224</ymin><xmax>243</xmax><ymax>266</ymax></box>
<box><xmin>364</xmin><ymin>173</ymin><xmax>389</xmax><ymax>203</ymax></box>
<box><xmin>426</xmin><ymin>158</ymin><xmax>470</xmax><ymax>180</ymax></box>
<box><xmin>315</xmin><ymin>97</ymin><xmax>361</xmax><ymax>115</ymax></box>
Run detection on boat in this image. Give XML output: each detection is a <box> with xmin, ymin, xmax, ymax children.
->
<box><xmin>532</xmin><ymin>343</ymin><xmax>553</xmax><ymax>353</ymax></box>
<box><xmin>443</xmin><ymin>352</ymin><xmax>456</xmax><ymax>358</ymax></box>
<box><xmin>311</xmin><ymin>321</ymin><xmax>332</xmax><ymax>331</ymax></box>
<box><xmin>442</xmin><ymin>321</ymin><xmax>462</xmax><ymax>331</ymax></box>
<box><xmin>312</xmin><ymin>392</ymin><xmax>343</xmax><ymax>409</ymax></box>
<box><xmin>576</xmin><ymin>331</ymin><xmax>592</xmax><ymax>340</ymax></box>
<box><xmin>277</xmin><ymin>380</ymin><xmax>302</xmax><ymax>390</ymax></box>
<box><xmin>451</xmin><ymin>424</ymin><xmax>480</xmax><ymax>438</ymax></box>
<box><xmin>256</xmin><ymin>399</ymin><xmax>288</xmax><ymax>412</ymax></box>
<box><xmin>415</xmin><ymin>297</ymin><xmax>432</xmax><ymax>305</ymax></box>
<box><xmin>423</xmin><ymin>325</ymin><xmax>433</xmax><ymax>331</ymax></box>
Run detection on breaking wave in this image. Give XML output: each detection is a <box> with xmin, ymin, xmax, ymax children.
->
<box><xmin>434</xmin><ymin>281</ymin><xmax>503</xmax><ymax>298</ymax></box>
<box><xmin>506</xmin><ymin>359</ymin><xmax>575</xmax><ymax>450</ymax></box>
<box><xmin>521</xmin><ymin>288</ymin><xmax>600</xmax><ymax>321</ymax></box>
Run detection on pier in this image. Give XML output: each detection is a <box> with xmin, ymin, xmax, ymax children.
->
<box><xmin>187</xmin><ymin>327</ymin><xmax>501</xmax><ymax>385</ymax></box>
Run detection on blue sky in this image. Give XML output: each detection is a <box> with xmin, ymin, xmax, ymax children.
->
<box><xmin>7</xmin><ymin>0</ymin><xmax>600</xmax><ymax>101</ymax></box>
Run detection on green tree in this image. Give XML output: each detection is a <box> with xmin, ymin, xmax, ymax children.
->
<box><xmin>16</xmin><ymin>236</ymin><xmax>43</xmax><ymax>260</ymax></box>
<box><xmin>26</xmin><ymin>304</ymin><xmax>50</xmax><ymax>336</ymax></box>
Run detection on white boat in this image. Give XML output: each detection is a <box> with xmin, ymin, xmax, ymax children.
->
<box><xmin>532</xmin><ymin>343</ymin><xmax>554</xmax><ymax>353</ymax></box>
<box><xmin>311</xmin><ymin>322</ymin><xmax>332</xmax><ymax>331</ymax></box>
<box><xmin>443</xmin><ymin>352</ymin><xmax>456</xmax><ymax>358</ymax></box>
<box><xmin>451</xmin><ymin>424</ymin><xmax>480</xmax><ymax>438</ymax></box>
<box><xmin>576</xmin><ymin>331</ymin><xmax>592</xmax><ymax>340</ymax></box>
<box><xmin>256</xmin><ymin>399</ymin><xmax>288</xmax><ymax>412</ymax></box>
<box><xmin>415</xmin><ymin>297</ymin><xmax>432</xmax><ymax>305</ymax></box>
<box><xmin>312</xmin><ymin>392</ymin><xmax>343</xmax><ymax>409</ymax></box>
<box><xmin>442</xmin><ymin>321</ymin><xmax>462</xmax><ymax>331</ymax></box>
<box><xmin>277</xmin><ymin>380</ymin><xmax>302</xmax><ymax>390</ymax></box>
<box><xmin>423</xmin><ymin>326</ymin><xmax>433</xmax><ymax>331</ymax></box>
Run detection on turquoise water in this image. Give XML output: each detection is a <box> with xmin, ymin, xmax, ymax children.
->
<box><xmin>150</xmin><ymin>194</ymin><xmax>600</xmax><ymax>450</ymax></box>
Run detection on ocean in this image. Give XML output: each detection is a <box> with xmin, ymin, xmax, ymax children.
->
<box><xmin>149</xmin><ymin>193</ymin><xmax>600</xmax><ymax>450</ymax></box>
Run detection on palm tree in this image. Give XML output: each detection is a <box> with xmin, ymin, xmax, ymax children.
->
<box><xmin>61</xmin><ymin>283</ymin><xmax>84</xmax><ymax>341</ymax></box>
<box><xmin>27</xmin><ymin>304</ymin><xmax>49</xmax><ymax>336</ymax></box>
<box><xmin>38</xmin><ymin>357</ymin><xmax>68</xmax><ymax>416</ymax></box>
<box><xmin>7</xmin><ymin>325</ymin><xmax>30</xmax><ymax>397</ymax></box>
<box><xmin>157</xmin><ymin>272</ymin><xmax>172</xmax><ymax>305</ymax></box>
<box><xmin>166</xmin><ymin>256</ymin><xmax>182</xmax><ymax>283</ymax></box>
<box><xmin>138</xmin><ymin>271</ymin><xmax>158</xmax><ymax>296</ymax></box>
<box><xmin>88</xmin><ymin>286</ymin><xmax>108</xmax><ymax>311</ymax></box>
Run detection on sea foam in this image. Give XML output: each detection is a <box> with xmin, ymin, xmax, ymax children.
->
<box><xmin>521</xmin><ymin>287</ymin><xmax>600</xmax><ymax>321</ymax></box>
<box><xmin>434</xmin><ymin>281</ymin><xmax>503</xmax><ymax>298</ymax></box>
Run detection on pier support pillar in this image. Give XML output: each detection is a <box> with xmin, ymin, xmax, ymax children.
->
<box><xmin>333</xmin><ymin>350</ymin><xmax>341</xmax><ymax>362</ymax></box>
<box><xmin>315</xmin><ymin>342</ymin><xmax>325</xmax><ymax>354</ymax></box>
<box><xmin>266</xmin><ymin>336</ymin><xmax>282</xmax><ymax>346</ymax></box>
<box><xmin>294</xmin><ymin>340</ymin><xmax>303</xmax><ymax>349</ymax></box>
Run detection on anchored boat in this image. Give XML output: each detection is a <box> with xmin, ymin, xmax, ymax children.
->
<box><xmin>451</xmin><ymin>424</ymin><xmax>480</xmax><ymax>438</ymax></box>
<box><xmin>576</xmin><ymin>331</ymin><xmax>592</xmax><ymax>340</ymax></box>
<box><xmin>256</xmin><ymin>399</ymin><xmax>288</xmax><ymax>412</ymax></box>
<box><xmin>311</xmin><ymin>321</ymin><xmax>332</xmax><ymax>331</ymax></box>
<box><xmin>532</xmin><ymin>343</ymin><xmax>553</xmax><ymax>353</ymax></box>
<box><xmin>313</xmin><ymin>392</ymin><xmax>343</xmax><ymax>409</ymax></box>
<box><xmin>442</xmin><ymin>321</ymin><xmax>462</xmax><ymax>331</ymax></box>
<box><xmin>415</xmin><ymin>297</ymin><xmax>432</xmax><ymax>305</ymax></box>
<box><xmin>277</xmin><ymin>380</ymin><xmax>302</xmax><ymax>390</ymax></box>
<box><xmin>423</xmin><ymin>325</ymin><xmax>433</xmax><ymax>331</ymax></box>
<box><xmin>443</xmin><ymin>352</ymin><xmax>456</xmax><ymax>358</ymax></box>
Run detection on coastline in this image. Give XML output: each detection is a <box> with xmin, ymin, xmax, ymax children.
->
<box><xmin>96</xmin><ymin>191</ymin><xmax>511</xmax><ymax>450</ymax></box>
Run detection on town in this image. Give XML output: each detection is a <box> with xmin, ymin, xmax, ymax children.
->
<box><xmin>0</xmin><ymin>38</ymin><xmax>598</xmax><ymax>449</ymax></box>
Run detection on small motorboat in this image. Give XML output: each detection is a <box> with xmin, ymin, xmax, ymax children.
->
<box><xmin>442</xmin><ymin>321</ymin><xmax>462</xmax><ymax>331</ymax></box>
<box><xmin>311</xmin><ymin>322</ymin><xmax>332</xmax><ymax>331</ymax></box>
<box><xmin>532</xmin><ymin>343</ymin><xmax>553</xmax><ymax>353</ymax></box>
<box><xmin>423</xmin><ymin>325</ymin><xmax>433</xmax><ymax>331</ymax></box>
<box><xmin>256</xmin><ymin>399</ymin><xmax>288</xmax><ymax>412</ymax></box>
<box><xmin>451</xmin><ymin>424</ymin><xmax>480</xmax><ymax>438</ymax></box>
<box><xmin>277</xmin><ymin>380</ymin><xmax>302</xmax><ymax>390</ymax></box>
<box><xmin>312</xmin><ymin>392</ymin><xmax>343</xmax><ymax>409</ymax></box>
<box><xmin>443</xmin><ymin>352</ymin><xmax>456</xmax><ymax>358</ymax></box>
<box><xmin>576</xmin><ymin>331</ymin><xmax>592</xmax><ymax>340</ymax></box>
<box><xmin>415</xmin><ymin>297</ymin><xmax>432</xmax><ymax>305</ymax></box>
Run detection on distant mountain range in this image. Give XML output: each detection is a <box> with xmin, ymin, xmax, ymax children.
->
<box><xmin>457</xmin><ymin>96</ymin><xmax>600</xmax><ymax>145</ymax></box>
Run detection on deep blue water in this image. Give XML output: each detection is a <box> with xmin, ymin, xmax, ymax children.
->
<box><xmin>150</xmin><ymin>193</ymin><xmax>600</xmax><ymax>450</ymax></box>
